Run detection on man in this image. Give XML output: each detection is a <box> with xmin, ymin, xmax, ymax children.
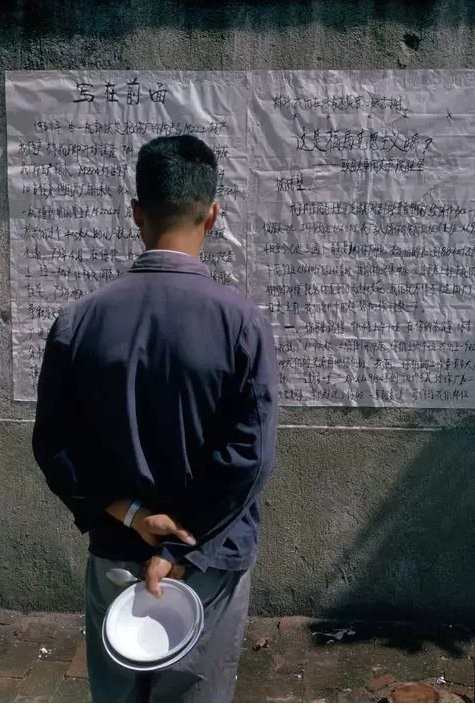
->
<box><xmin>32</xmin><ymin>135</ymin><xmax>278</xmax><ymax>702</ymax></box>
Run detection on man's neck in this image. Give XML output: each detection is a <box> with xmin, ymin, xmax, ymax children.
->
<box><xmin>144</xmin><ymin>227</ymin><xmax>204</xmax><ymax>258</ymax></box>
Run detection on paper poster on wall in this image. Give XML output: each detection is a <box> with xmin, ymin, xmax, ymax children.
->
<box><xmin>6</xmin><ymin>70</ymin><xmax>249</xmax><ymax>400</ymax></box>
<box><xmin>6</xmin><ymin>69</ymin><xmax>475</xmax><ymax>407</ymax></box>
<box><xmin>248</xmin><ymin>70</ymin><xmax>475</xmax><ymax>407</ymax></box>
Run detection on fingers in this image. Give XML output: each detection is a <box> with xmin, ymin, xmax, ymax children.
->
<box><xmin>169</xmin><ymin>564</ymin><xmax>186</xmax><ymax>580</ymax></box>
<box><xmin>144</xmin><ymin>556</ymin><xmax>172</xmax><ymax>598</ymax></box>
<box><xmin>171</xmin><ymin>524</ymin><xmax>197</xmax><ymax>546</ymax></box>
<box><xmin>144</xmin><ymin>514</ymin><xmax>197</xmax><ymax>546</ymax></box>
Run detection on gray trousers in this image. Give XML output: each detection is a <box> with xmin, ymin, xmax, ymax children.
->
<box><xmin>85</xmin><ymin>555</ymin><xmax>251</xmax><ymax>703</ymax></box>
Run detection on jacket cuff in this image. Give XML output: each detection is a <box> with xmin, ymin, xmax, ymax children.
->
<box><xmin>65</xmin><ymin>495</ymin><xmax>117</xmax><ymax>534</ymax></box>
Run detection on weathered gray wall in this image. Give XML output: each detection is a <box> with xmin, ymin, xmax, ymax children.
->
<box><xmin>1</xmin><ymin>0</ymin><xmax>474</xmax><ymax>621</ymax></box>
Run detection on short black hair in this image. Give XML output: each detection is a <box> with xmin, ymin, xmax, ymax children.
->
<box><xmin>135</xmin><ymin>135</ymin><xmax>217</xmax><ymax>233</ymax></box>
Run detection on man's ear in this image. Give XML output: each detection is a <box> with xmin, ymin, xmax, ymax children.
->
<box><xmin>132</xmin><ymin>198</ymin><xmax>145</xmax><ymax>228</ymax></box>
<box><xmin>203</xmin><ymin>201</ymin><xmax>220</xmax><ymax>234</ymax></box>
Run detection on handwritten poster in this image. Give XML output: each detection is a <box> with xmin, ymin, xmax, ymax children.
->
<box><xmin>248</xmin><ymin>70</ymin><xmax>475</xmax><ymax>407</ymax></box>
<box><xmin>6</xmin><ymin>70</ymin><xmax>475</xmax><ymax>406</ymax></box>
<box><xmin>6</xmin><ymin>71</ymin><xmax>249</xmax><ymax>400</ymax></box>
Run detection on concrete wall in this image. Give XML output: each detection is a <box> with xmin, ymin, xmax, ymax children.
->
<box><xmin>1</xmin><ymin>0</ymin><xmax>474</xmax><ymax>621</ymax></box>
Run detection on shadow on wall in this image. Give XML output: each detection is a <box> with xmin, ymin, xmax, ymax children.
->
<box><xmin>315</xmin><ymin>428</ymin><xmax>475</xmax><ymax>653</ymax></box>
<box><xmin>2</xmin><ymin>0</ymin><xmax>474</xmax><ymax>39</ymax></box>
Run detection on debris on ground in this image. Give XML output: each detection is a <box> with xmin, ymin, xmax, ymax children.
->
<box><xmin>252</xmin><ymin>637</ymin><xmax>271</xmax><ymax>651</ymax></box>
<box><xmin>38</xmin><ymin>646</ymin><xmax>52</xmax><ymax>659</ymax></box>
<box><xmin>388</xmin><ymin>682</ymin><xmax>440</xmax><ymax>702</ymax></box>
<box><xmin>374</xmin><ymin>680</ymin><xmax>466</xmax><ymax>703</ymax></box>
<box><xmin>312</xmin><ymin>627</ymin><xmax>357</xmax><ymax>643</ymax></box>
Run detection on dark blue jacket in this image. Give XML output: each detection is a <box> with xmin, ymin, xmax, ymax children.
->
<box><xmin>32</xmin><ymin>250</ymin><xmax>278</xmax><ymax>571</ymax></box>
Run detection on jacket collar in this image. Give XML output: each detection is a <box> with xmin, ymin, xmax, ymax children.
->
<box><xmin>129</xmin><ymin>249</ymin><xmax>211</xmax><ymax>278</ymax></box>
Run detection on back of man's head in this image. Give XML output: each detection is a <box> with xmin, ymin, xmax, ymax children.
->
<box><xmin>135</xmin><ymin>135</ymin><xmax>218</xmax><ymax>235</ymax></box>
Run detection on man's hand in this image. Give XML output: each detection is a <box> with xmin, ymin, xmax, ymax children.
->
<box><xmin>130</xmin><ymin>508</ymin><xmax>159</xmax><ymax>546</ymax></box>
<box><xmin>105</xmin><ymin>500</ymin><xmax>196</xmax><ymax>548</ymax></box>
<box><xmin>144</xmin><ymin>556</ymin><xmax>186</xmax><ymax>597</ymax></box>
<box><xmin>134</xmin><ymin>513</ymin><xmax>197</xmax><ymax>547</ymax></box>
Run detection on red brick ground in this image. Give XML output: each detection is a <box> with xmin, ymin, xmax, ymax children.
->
<box><xmin>0</xmin><ymin>610</ymin><xmax>474</xmax><ymax>702</ymax></box>
<box><xmin>0</xmin><ymin>611</ymin><xmax>89</xmax><ymax>703</ymax></box>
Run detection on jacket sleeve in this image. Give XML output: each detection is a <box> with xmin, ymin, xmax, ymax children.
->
<box><xmin>158</xmin><ymin>309</ymin><xmax>279</xmax><ymax>570</ymax></box>
<box><xmin>32</xmin><ymin>311</ymin><xmax>116</xmax><ymax>533</ymax></box>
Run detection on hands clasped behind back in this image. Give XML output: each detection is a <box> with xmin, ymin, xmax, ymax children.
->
<box><xmin>131</xmin><ymin>510</ymin><xmax>196</xmax><ymax>597</ymax></box>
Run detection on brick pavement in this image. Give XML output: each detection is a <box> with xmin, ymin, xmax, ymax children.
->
<box><xmin>1</xmin><ymin>609</ymin><xmax>474</xmax><ymax>702</ymax></box>
<box><xmin>0</xmin><ymin>610</ymin><xmax>89</xmax><ymax>703</ymax></box>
